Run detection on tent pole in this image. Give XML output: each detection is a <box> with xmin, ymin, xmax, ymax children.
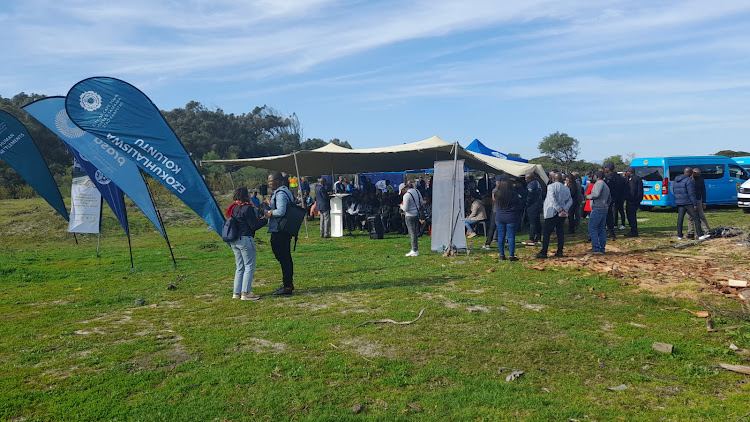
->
<box><xmin>96</xmin><ymin>233</ymin><xmax>101</xmax><ymax>257</ymax></box>
<box><xmin>447</xmin><ymin>142</ymin><xmax>459</xmax><ymax>253</ymax></box>
<box><xmin>293</xmin><ymin>151</ymin><xmax>309</xmax><ymax>239</ymax></box>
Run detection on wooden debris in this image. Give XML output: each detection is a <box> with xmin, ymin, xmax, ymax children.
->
<box><xmin>719</xmin><ymin>363</ymin><xmax>750</xmax><ymax>375</ymax></box>
<box><xmin>607</xmin><ymin>384</ymin><xmax>628</xmax><ymax>391</ymax></box>
<box><xmin>685</xmin><ymin>309</ymin><xmax>710</xmax><ymax>318</ymax></box>
<box><xmin>485</xmin><ymin>267</ymin><xmax>495</xmax><ymax>273</ymax></box>
<box><xmin>706</xmin><ymin>317</ymin><xmax>741</xmax><ymax>332</ymax></box>
<box><xmin>355</xmin><ymin>308</ymin><xmax>425</xmax><ymax>328</ymax></box>
<box><xmin>598</xmin><ymin>292</ymin><xmax>607</xmax><ymax>299</ymax></box>
<box><xmin>652</xmin><ymin>342</ymin><xmax>674</xmax><ymax>354</ymax></box>
<box><xmin>406</xmin><ymin>403</ymin><xmax>422</xmax><ymax>412</ymax></box>
<box><xmin>738</xmin><ymin>289</ymin><xmax>750</xmax><ymax>302</ymax></box>
<box><xmin>728</xmin><ymin>279</ymin><xmax>749</xmax><ymax>288</ymax></box>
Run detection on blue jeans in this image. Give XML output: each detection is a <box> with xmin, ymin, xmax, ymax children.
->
<box><xmin>496</xmin><ymin>221</ymin><xmax>516</xmax><ymax>257</ymax></box>
<box><xmin>230</xmin><ymin>236</ymin><xmax>256</xmax><ymax>293</ymax></box>
<box><xmin>588</xmin><ymin>209</ymin><xmax>607</xmax><ymax>253</ymax></box>
<box><xmin>465</xmin><ymin>218</ymin><xmax>482</xmax><ymax>234</ymax></box>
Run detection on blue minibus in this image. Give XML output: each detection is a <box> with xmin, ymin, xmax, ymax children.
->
<box><xmin>630</xmin><ymin>156</ymin><xmax>749</xmax><ymax>208</ymax></box>
<box><xmin>733</xmin><ymin>156</ymin><xmax>750</xmax><ymax>171</ymax></box>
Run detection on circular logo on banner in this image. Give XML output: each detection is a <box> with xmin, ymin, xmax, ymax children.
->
<box><xmin>654</xmin><ymin>183</ymin><xmax>661</xmax><ymax>191</ymax></box>
<box><xmin>54</xmin><ymin>109</ymin><xmax>85</xmax><ymax>138</ymax></box>
<box><xmin>80</xmin><ymin>91</ymin><xmax>102</xmax><ymax>112</ymax></box>
<box><xmin>491</xmin><ymin>151</ymin><xmax>505</xmax><ymax>158</ymax></box>
<box><xmin>94</xmin><ymin>170</ymin><xmax>111</xmax><ymax>185</ymax></box>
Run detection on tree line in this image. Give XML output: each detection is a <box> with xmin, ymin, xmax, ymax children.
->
<box><xmin>0</xmin><ymin>93</ymin><xmax>351</xmax><ymax>198</ymax></box>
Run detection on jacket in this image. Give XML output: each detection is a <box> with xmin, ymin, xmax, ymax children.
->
<box><xmin>267</xmin><ymin>186</ymin><xmax>294</xmax><ymax>233</ymax></box>
<box><xmin>525</xmin><ymin>180</ymin><xmax>543</xmax><ymax>209</ymax></box>
<box><xmin>314</xmin><ymin>183</ymin><xmax>330</xmax><ymax>212</ymax></box>
<box><xmin>583</xmin><ymin>183</ymin><xmax>594</xmax><ymax>212</ymax></box>
<box><xmin>625</xmin><ymin>174</ymin><xmax>644</xmax><ymax>203</ymax></box>
<box><xmin>466</xmin><ymin>199</ymin><xmax>487</xmax><ymax>221</ymax></box>
<box><xmin>693</xmin><ymin>175</ymin><xmax>706</xmax><ymax>202</ymax></box>
<box><xmin>542</xmin><ymin>182</ymin><xmax>573</xmax><ymax>219</ymax></box>
<box><xmin>226</xmin><ymin>203</ymin><xmax>266</xmax><ymax>238</ymax></box>
<box><xmin>495</xmin><ymin>192</ymin><xmax>523</xmax><ymax>224</ymax></box>
<box><xmin>587</xmin><ymin>180</ymin><xmax>611</xmax><ymax>210</ymax></box>
<box><xmin>400</xmin><ymin>188</ymin><xmax>423</xmax><ymax>217</ymax></box>
<box><xmin>605</xmin><ymin>172</ymin><xmax>626</xmax><ymax>201</ymax></box>
<box><xmin>673</xmin><ymin>174</ymin><xmax>697</xmax><ymax>207</ymax></box>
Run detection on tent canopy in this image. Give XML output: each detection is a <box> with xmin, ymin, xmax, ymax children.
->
<box><xmin>202</xmin><ymin>135</ymin><xmax>547</xmax><ymax>183</ymax></box>
<box><xmin>466</xmin><ymin>139</ymin><xmax>528</xmax><ymax>163</ymax></box>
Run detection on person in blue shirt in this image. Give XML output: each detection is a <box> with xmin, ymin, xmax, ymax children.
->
<box><xmin>299</xmin><ymin>177</ymin><xmax>310</xmax><ymax>196</ymax></box>
<box><xmin>264</xmin><ymin>172</ymin><xmax>295</xmax><ymax>295</ymax></box>
<box><xmin>250</xmin><ymin>191</ymin><xmax>261</xmax><ymax>208</ymax></box>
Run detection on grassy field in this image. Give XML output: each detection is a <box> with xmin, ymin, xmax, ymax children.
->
<box><xmin>1</xmin><ymin>197</ymin><xmax>750</xmax><ymax>421</ymax></box>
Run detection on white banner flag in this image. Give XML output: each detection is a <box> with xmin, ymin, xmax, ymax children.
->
<box><xmin>68</xmin><ymin>175</ymin><xmax>102</xmax><ymax>234</ymax></box>
<box><xmin>431</xmin><ymin>160</ymin><xmax>466</xmax><ymax>252</ymax></box>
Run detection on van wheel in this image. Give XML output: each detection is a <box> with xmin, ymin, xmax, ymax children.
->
<box><xmin>743</xmin><ymin>208</ymin><xmax>750</xmax><ymax>214</ymax></box>
<box><xmin>639</xmin><ymin>205</ymin><xmax>654</xmax><ymax>211</ymax></box>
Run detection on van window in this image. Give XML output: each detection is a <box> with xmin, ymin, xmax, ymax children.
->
<box><xmin>729</xmin><ymin>164</ymin><xmax>749</xmax><ymax>180</ymax></box>
<box><xmin>635</xmin><ymin>166</ymin><xmax>663</xmax><ymax>181</ymax></box>
<box><xmin>669</xmin><ymin>165</ymin><xmax>724</xmax><ymax>180</ymax></box>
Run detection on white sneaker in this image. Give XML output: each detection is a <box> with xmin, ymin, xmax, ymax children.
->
<box><xmin>232</xmin><ymin>293</ymin><xmax>241</xmax><ymax>299</ymax></box>
<box><xmin>405</xmin><ymin>250</ymin><xmax>419</xmax><ymax>257</ymax></box>
<box><xmin>698</xmin><ymin>234</ymin><xmax>710</xmax><ymax>240</ymax></box>
<box><xmin>677</xmin><ymin>237</ymin><xmax>684</xmax><ymax>241</ymax></box>
<box><xmin>619</xmin><ymin>225</ymin><xmax>626</xmax><ymax>230</ymax></box>
<box><xmin>481</xmin><ymin>245</ymin><xmax>490</xmax><ymax>250</ymax></box>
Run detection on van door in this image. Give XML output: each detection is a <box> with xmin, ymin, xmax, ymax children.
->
<box><xmin>634</xmin><ymin>166</ymin><xmax>664</xmax><ymax>205</ymax></box>
<box><xmin>728</xmin><ymin>163</ymin><xmax>749</xmax><ymax>200</ymax></box>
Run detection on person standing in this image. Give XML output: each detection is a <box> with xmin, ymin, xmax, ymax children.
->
<box><xmin>535</xmin><ymin>173</ymin><xmax>573</xmax><ymax>259</ymax></box>
<box><xmin>482</xmin><ymin>177</ymin><xmax>502</xmax><ymax>250</ymax></box>
<box><xmin>687</xmin><ymin>168</ymin><xmax>710</xmax><ymax>239</ymax></box>
<box><xmin>673</xmin><ymin>167</ymin><xmax>707</xmax><ymax>241</ymax></box>
<box><xmin>265</xmin><ymin>172</ymin><xmax>295</xmax><ymax>295</ymax></box>
<box><xmin>603</xmin><ymin>163</ymin><xmax>625</xmax><ymax>240</ymax></box>
<box><xmin>494</xmin><ymin>179</ymin><xmax>523</xmax><ymax>261</ymax></box>
<box><xmin>565</xmin><ymin>174</ymin><xmax>581</xmax><ymax>234</ymax></box>
<box><xmin>623</xmin><ymin>167</ymin><xmax>643</xmax><ymax>237</ymax></box>
<box><xmin>521</xmin><ymin>173</ymin><xmax>543</xmax><ymax>246</ymax></box>
<box><xmin>226</xmin><ymin>187</ymin><xmax>265</xmax><ymax>300</ymax></box>
<box><xmin>334</xmin><ymin>177</ymin><xmax>345</xmax><ymax>193</ymax></box>
<box><xmin>401</xmin><ymin>183</ymin><xmax>424</xmax><ymax>256</ymax></box>
<box><xmin>315</xmin><ymin>177</ymin><xmax>331</xmax><ymax>238</ymax></box>
<box><xmin>586</xmin><ymin>171</ymin><xmax>611</xmax><ymax>254</ymax></box>
<box><xmin>299</xmin><ymin>177</ymin><xmax>310</xmax><ymax>197</ymax></box>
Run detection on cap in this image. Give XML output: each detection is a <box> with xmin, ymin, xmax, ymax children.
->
<box><xmin>495</xmin><ymin>175</ymin><xmax>503</xmax><ymax>182</ymax></box>
<box><xmin>624</xmin><ymin>167</ymin><xmax>635</xmax><ymax>173</ymax></box>
<box><xmin>604</xmin><ymin>162</ymin><xmax>615</xmax><ymax>170</ymax></box>
<box><xmin>398</xmin><ymin>183</ymin><xmax>406</xmax><ymax>192</ymax></box>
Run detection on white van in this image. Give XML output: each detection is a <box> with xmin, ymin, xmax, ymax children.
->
<box><xmin>739</xmin><ymin>179</ymin><xmax>750</xmax><ymax>213</ymax></box>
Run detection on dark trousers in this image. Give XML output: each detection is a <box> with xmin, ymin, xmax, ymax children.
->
<box><xmin>526</xmin><ymin>206</ymin><xmax>542</xmax><ymax>242</ymax></box>
<box><xmin>625</xmin><ymin>201</ymin><xmax>638</xmax><ymax>234</ymax></box>
<box><xmin>677</xmin><ymin>206</ymin><xmax>703</xmax><ymax>238</ymax></box>
<box><xmin>270</xmin><ymin>232</ymin><xmax>294</xmax><ymax>288</ymax></box>
<box><xmin>484</xmin><ymin>211</ymin><xmax>497</xmax><ymax>245</ymax></box>
<box><xmin>614</xmin><ymin>199</ymin><xmax>625</xmax><ymax>226</ymax></box>
<box><xmin>606</xmin><ymin>203</ymin><xmax>616</xmax><ymax>233</ymax></box>
<box><xmin>540</xmin><ymin>215</ymin><xmax>565</xmax><ymax>255</ymax></box>
<box><xmin>568</xmin><ymin>201</ymin><xmax>580</xmax><ymax>233</ymax></box>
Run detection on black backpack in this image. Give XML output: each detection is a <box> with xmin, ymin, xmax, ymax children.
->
<box><xmin>276</xmin><ymin>191</ymin><xmax>306</xmax><ymax>251</ymax></box>
<box><xmin>221</xmin><ymin>214</ymin><xmax>240</xmax><ymax>242</ymax></box>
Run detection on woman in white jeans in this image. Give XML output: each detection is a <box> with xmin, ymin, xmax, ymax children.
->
<box><xmin>225</xmin><ymin>187</ymin><xmax>265</xmax><ymax>300</ymax></box>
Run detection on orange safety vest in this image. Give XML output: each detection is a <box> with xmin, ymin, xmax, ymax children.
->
<box><xmin>289</xmin><ymin>177</ymin><xmax>299</xmax><ymax>188</ymax></box>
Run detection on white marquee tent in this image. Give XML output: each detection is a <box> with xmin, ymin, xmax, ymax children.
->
<box><xmin>202</xmin><ymin>135</ymin><xmax>548</xmax><ymax>183</ymax></box>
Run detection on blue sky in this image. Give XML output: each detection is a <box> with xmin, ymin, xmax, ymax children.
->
<box><xmin>2</xmin><ymin>0</ymin><xmax>750</xmax><ymax>162</ymax></box>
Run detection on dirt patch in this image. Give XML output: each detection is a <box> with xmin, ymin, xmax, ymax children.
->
<box><xmin>341</xmin><ymin>338</ymin><xmax>396</xmax><ymax>359</ymax></box>
<box><xmin>417</xmin><ymin>292</ymin><xmax>460</xmax><ymax>309</ymax></box>
<box><xmin>233</xmin><ymin>338</ymin><xmax>287</xmax><ymax>354</ymax></box>
<box><xmin>525</xmin><ymin>238</ymin><xmax>750</xmax><ymax>301</ymax></box>
<box><xmin>131</xmin><ymin>330</ymin><xmax>191</xmax><ymax>371</ymax></box>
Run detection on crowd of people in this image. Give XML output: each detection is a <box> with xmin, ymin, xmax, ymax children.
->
<box><xmin>223</xmin><ymin>164</ymin><xmax>713</xmax><ymax>299</ymax></box>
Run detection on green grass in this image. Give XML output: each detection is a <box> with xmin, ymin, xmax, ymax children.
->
<box><xmin>2</xmin><ymin>198</ymin><xmax>750</xmax><ymax>421</ymax></box>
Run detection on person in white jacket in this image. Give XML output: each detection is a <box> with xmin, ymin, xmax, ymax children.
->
<box><xmin>535</xmin><ymin>172</ymin><xmax>573</xmax><ymax>259</ymax></box>
<box><xmin>400</xmin><ymin>183</ymin><xmax>424</xmax><ymax>256</ymax></box>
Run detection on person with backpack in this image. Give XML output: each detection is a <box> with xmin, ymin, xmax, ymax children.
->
<box><xmin>264</xmin><ymin>171</ymin><xmax>296</xmax><ymax>295</ymax></box>
<box><xmin>225</xmin><ymin>187</ymin><xmax>266</xmax><ymax>301</ymax></box>
<box><xmin>400</xmin><ymin>182</ymin><xmax>424</xmax><ymax>257</ymax></box>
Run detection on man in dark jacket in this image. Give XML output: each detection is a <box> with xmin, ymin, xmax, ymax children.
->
<box><xmin>603</xmin><ymin>163</ymin><xmax>625</xmax><ymax>240</ymax></box>
<box><xmin>623</xmin><ymin>167</ymin><xmax>643</xmax><ymax>237</ymax></box>
<box><xmin>521</xmin><ymin>173</ymin><xmax>543</xmax><ymax>245</ymax></box>
<box><xmin>687</xmin><ymin>168</ymin><xmax>710</xmax><ymax>239</ymax></box>
<box><xmin>315</xmin><ymin>177</ymin><xmax>331</xmax><ymax>238</ymax></box>
<box><xmin>673</xmin><ymin>167</ymin><xmax>706</xmax><ymax>240</ymax></box>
